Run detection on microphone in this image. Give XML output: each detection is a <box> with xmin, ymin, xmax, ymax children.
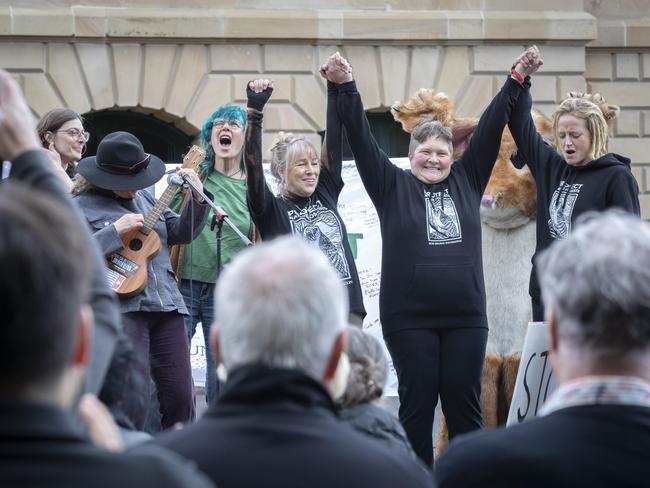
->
<box><xmin>167</xmin><ymin>173</ymin><xmax>185</xmax><ymax>187</ymax></box>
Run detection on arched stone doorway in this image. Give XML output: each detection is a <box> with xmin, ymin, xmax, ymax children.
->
<box><xmin>82</xmin><ymin>109</ymin><xmax>197</xmax><ymax>164</ymax></box>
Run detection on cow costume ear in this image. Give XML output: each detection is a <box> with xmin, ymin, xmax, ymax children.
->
<box><xmin>451</xmin><ymin>122</ymin><xmax>477</xmax><ymax>155</ymax></box>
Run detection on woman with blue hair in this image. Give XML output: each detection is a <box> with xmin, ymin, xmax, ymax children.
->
<box><xmin>171</xmin><ymin>103</ymin><xmax>256</xmax><ymax>406</ymax></box>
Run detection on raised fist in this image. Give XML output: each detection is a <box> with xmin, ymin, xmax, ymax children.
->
<box><xmin>319</xmin><ymin>52</ymin><xmax>353</xmax><ymax>84</ymax></box>
<box><xmin>246</xmin><ymin>79</ymin><xmax>274</xmax><ymax>111</ymax></box>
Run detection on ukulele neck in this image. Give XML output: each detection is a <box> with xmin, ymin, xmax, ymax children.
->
<box><xmin>141</xmin><ymin>185</ymin><xmax>178</xmax><ymax>235</ymax></box>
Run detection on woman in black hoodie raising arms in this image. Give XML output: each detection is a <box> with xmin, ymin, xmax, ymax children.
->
<box><xmin>508</xmin><ymin>46</ymin><xmax>640</xmax><ymax>321</ymax></box>
<box><xmin>322</xmin><ymin>50</ymin><xmax>534</xmax><ymax>467</ymax></box>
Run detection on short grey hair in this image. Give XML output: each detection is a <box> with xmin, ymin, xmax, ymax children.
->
<box><xmin>408</xmin><ymin>121</ymin><xmax>453</xmax><ymax>156</ymax></box>
<box><xmin>339</xmin><ymin>326</ymin><xmax>388</xmax><ymax>408</ymax></box>
<box><xmin>537</xmin><ymin>210</ymin><xmax>650</xmax><ymax>355</ymax></box>
<box><xmin>214</xmin><ymin>236</ymin><xmax>348</xmax><ymax>380</ymax></box>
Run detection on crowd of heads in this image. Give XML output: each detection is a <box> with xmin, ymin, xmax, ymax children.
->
<box><xmin>1</xmin><ymin>46</ymin><xmax>649</xmax><ymax>486</ymax></box>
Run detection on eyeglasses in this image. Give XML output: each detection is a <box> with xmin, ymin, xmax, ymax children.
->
<box><xmin>213</xmin><ymin>119</ymin><xmax>243</xmax><ymax>130</ymax></box>
<box><xmin>56</xmin><ymin>128</ymin><xmax>90</xmax><ymax>141</ymax></box>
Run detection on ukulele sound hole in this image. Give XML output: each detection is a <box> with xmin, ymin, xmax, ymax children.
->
<box><xmin>129</xmin><ymin>238</ymin><xmax>143</xmax><ymax>251</ymax></box>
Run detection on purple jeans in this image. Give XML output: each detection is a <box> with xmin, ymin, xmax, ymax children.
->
<box><xmin>122</xmin><ymin>311</ymin><xmax>195</xmax><ymax>429</ymax></box>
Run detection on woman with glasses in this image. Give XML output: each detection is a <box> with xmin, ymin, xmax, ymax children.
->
<box><xmin>170</xmin><ymin>103</ymin><xmax>256</xmax><ymax>406</ymax></box>
<box><xmin>37</xmin><ymin>108</ymin><xmax>90</xmax><ymax>191</ymax></box>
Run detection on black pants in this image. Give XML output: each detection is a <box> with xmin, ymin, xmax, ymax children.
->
<box><xmin>384</xmin><ymin>327</ymin><xmax>488</xmax><ymax>467</ymax></box>
<box><xmin>122</xmin><ymin>311</ymin><xmax>195</xmax><ymax>430</ymax></box>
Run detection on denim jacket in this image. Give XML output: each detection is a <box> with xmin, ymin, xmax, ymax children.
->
<box><xmin>74</xmin><ymin>188</ymin><xmax>210</xmax><ymax>314</ymax></box>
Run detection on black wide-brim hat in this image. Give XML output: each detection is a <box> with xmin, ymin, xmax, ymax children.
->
<box><xmin>77</xmin><ymin>131</ymin><xmax>165</xmax><ymax>191</ymax></box>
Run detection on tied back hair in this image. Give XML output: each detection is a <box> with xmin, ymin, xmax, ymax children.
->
<box><xmin>339</xmin><ymin>326</ymin><xmax>388</xmax><ymax>408</ymax></box>
<box><xmin>553</xmin><ymin>92</ymin><xmax>619</xmax><ymax>162</ymax></box>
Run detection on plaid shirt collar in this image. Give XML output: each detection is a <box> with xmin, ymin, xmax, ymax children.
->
<box><xmin>540</xmin><ymin>375</ymin><xmax>650</xmax><ymax>416</ymax></box>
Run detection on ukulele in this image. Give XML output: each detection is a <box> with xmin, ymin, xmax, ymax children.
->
<box><xmin>105</xmin><ymin>145</ymin><xmax>205</xmax><ymax>297</ymax></box>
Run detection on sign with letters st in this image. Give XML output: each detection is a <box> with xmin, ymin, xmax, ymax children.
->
<box><xmin>507</xmin><ymin>321</ymin><xmax>558</xmax><ymax>426</ymax></box>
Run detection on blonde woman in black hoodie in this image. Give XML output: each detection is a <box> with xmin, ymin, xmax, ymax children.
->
<box><xmin>508</xmin><ymin>47</ymin><xmax>640</xmax><ymax>321</ymax></box>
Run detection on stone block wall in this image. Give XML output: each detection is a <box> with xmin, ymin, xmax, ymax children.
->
<box><xmin>1</xmin><ymin>2</ymin><xmax>650</xmax><ymax>216</ymax></box>
<box><xmin>2</xmin><ymin>41</ymin><xmax>575</xmax><ymax>163</ymax></box>
<box><xmin>586</xmin><ymin>50</ymin><xmax>650</xmax><ymax>217</ymax></box>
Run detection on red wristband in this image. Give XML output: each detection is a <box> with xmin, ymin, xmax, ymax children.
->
<box><xmin>510</xmin><ymin>67</ymin><xmax>525</xmax><ymax>84</ymax></box>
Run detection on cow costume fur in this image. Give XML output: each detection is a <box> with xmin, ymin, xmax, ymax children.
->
<box><xmin>390</xmin><ymin>88</ymin><xmax>553</xmax><ymax>453</ymax></box>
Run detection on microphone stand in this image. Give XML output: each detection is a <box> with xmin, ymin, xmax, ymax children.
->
<box><xmin>173</xmin><ymin>173</ymin><xmax>253</xmax><ymax>275</ymax></box>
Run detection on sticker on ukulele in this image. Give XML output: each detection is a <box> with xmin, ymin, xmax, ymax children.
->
<box><xmin>107</xmin><ymin>253</ymin><xmax>140</xmax><ymax>276</ymax></box>
<box><xmin>105</xmin><ymin>268</ymin><xmax>127</xmax><ymax>292</ymax></box>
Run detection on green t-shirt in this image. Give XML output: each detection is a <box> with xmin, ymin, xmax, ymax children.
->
<box><xmin>172</xmin><ymin>170</ymin><xmax>252</xmax><ymax>283</ymax></box>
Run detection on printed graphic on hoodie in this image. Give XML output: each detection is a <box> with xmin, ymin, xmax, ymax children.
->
<box><xmin>425</xmin><ymin>189</ymin><xmax>462</xmax><ymax>245</ymax></box>
<box><xmin>548</xmin><ymin>181</ymin><xmax>583</xmax><ymax>239</ymax></box>
<box><xmin>288</xmin><ymin>200</ymin><xmax>352</xmax><ymax>282</ymax></box>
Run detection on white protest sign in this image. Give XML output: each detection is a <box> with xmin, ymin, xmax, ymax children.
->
<box><xmin>506</xmin><ymin>321</ymin><xmax>557</xmax><ymax>426</ymax></box>
<box><xmin>189</xmin><ymin>327</ymin><xmax>208</xmax><ymax>387</ymax></box>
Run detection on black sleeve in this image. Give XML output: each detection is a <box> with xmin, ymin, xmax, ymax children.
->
<box><xmin>244</xmin><ymin>108</ymin><xmax>275</xmax><ymax>217</ymax></box>
<box><xmin>607</xmin><ymin>167</ymin><xmax>641</xmax><ymax>216</ymax></box>
<box><xmin>507</xmin><ymin>83</ymin><xmax>562</xmax><ymax>179</ymax></box>
<box><xmin>9</xmin><ymin>150</ymin><xmax>121</xmax><ymax>394</ymax></box>
<box><xmin>322</xmin><ymin>81</ymin><xmax>344</xmax><ymax>189</ymax></box>
<box><xmin>336</xmin><ymin>80</ymin><xmax>400</xmax><ymax>211</ymax></box>
<box><xmin>164</xmin><ymin>190</ymin><xmax>212</xmax><ymax>246</ymax></box>
<box><xmin>456</xmin><ymin>76</ymin><xmax>523</xmax><ymax>193</ymax></box>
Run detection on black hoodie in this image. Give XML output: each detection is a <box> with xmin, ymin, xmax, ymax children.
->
<box><xmin>244</xmin><ymin>83</ymin><xmax>366</xmax><ymax>319</ymax></box>
<box><xmin>508</xmin><ymin>85</ymin><xmax>641</xmax><ymax>296</ymax></box>
<box><xmin>336</xmin><ymin>77</ymin><xmax>524</xmax><ymax>334</ymax></box>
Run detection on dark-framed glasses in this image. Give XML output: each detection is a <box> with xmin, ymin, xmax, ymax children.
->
<box><xmin>56</xmin><ymin>128</ymin><xmax>90</xmax><ymax>141</ymax></box>
<box><xmin>213</xmin><ymin>119</ymin><xmax>243</xmax><ymax>130</ymax></box>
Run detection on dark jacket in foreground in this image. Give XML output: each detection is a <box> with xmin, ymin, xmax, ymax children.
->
<box><xmin>339</xmin><ymin>401</ymin><xmax>419</xmax><ymax>461</ymax></box>
<box><xmin>8</xmin><ymin>150</ymin><xmax>121</xmax><ymax>394</ymax></box>
<box><xmin>155</xmin><ymin>365</ymin><xmax>435</xmax><ymax>488</ymax></box>
<box><xmin>0</xmin><ymin>402</ymin><xmax>213</xmax><ymax>488</ymax></box>
<box><xmin>435</xmin><ymin>404</ymin><xmax>650</xmax><ymax>488</ymax></box>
